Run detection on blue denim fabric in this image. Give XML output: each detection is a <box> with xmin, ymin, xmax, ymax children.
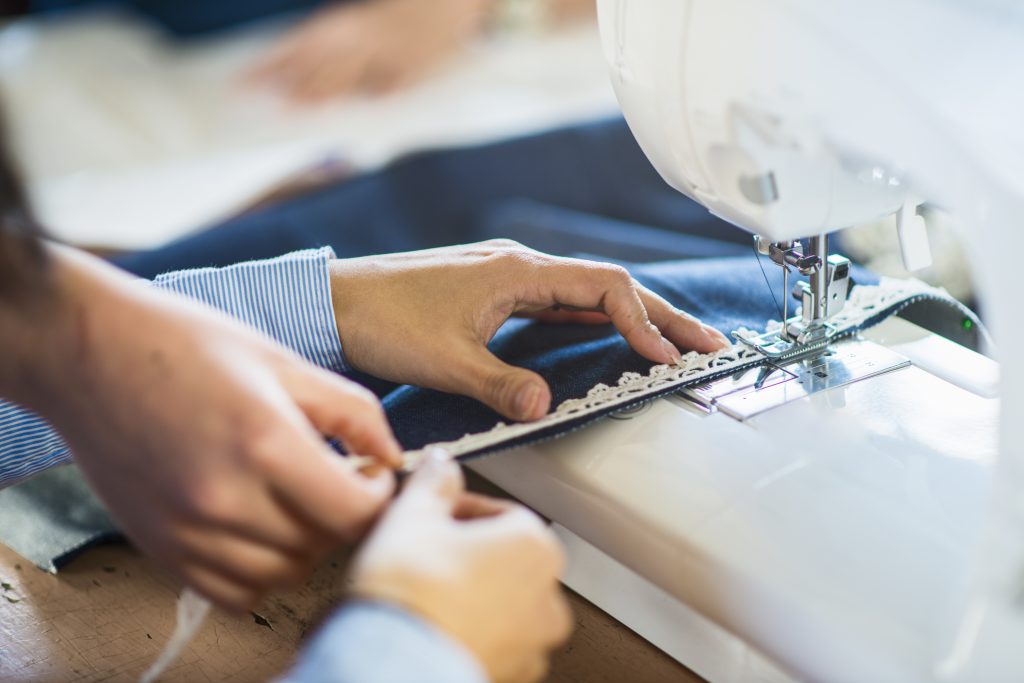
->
<box><xmin>382</xmin><ymin>257</ymin><xmax>878</xmax><ymax>453</ymax></box>
<box><xmin>115</xmin><ymin>118</ymin><xmax>751</xmax><ymax>279</ymax></box>
<box><xmin>30</xmin><ymin>0</ymin><xmax>329</xmax><ymax>36</ymax></box>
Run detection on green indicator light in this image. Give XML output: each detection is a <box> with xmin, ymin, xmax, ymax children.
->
<box><xmin>962</xmin><ymin>318</ymin><xmax>974</xmax><ymax>332</ymax></box>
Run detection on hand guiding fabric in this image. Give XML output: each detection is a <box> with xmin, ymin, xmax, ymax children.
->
<box><xmin>350</xmin><ymin>448</ymin><xmax>571</xmax><ymax>683</ymax></box>
<box><xmin>329</xmin><ymin>240</ymin><xmax>729</xmax><ymax>422</ymax></box>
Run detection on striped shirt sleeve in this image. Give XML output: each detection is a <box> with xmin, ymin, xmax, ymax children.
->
<box><xmin>0</xmin><ymin>248</ymin><xmax>348</xmax><ymax>489</ymax></box>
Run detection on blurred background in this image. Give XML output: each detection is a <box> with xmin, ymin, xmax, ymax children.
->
<box><xmin>0</xmin><ymin>0</ymin><xmax>614</xmax><ymax>249</ymax></box>
<box><xmin>0</xmin><ymin>0</ymin><xmax>974</xmax><ymax>301</ymax></box>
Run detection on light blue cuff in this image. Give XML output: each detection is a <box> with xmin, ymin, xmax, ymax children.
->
<box><xmin>0</xmin><ymin>249</ymin><xmax>349</xmax><ymax>489</ymax></box>
<box><xmin>280</xmin><ymin>601</ymin><xmax>487</xmax><ymax>683</ymax></box>
<box><xmin>152</xmin><ymin>247</ymin><xmax>349</xmax><ymax>373</ymax></box>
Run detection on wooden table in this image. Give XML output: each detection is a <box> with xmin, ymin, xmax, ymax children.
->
<box><xmin>0</xmin><ymin>527</ymin><xmax>702</xmax><ymax>682</ymax></box>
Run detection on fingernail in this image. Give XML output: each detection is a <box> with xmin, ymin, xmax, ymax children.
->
<box><xmin>427</xmin><ymin>447</ymin><xmax>452</xmax><ymax>463</ymax></box>
<box><xmin>516</xmin><ymin>384</ymin><xmax>542</xmax><ymax>420</ymax></box>
<box><xmin>703</xmin><ymin>324</ymin><xmax>730</xmax><ymax>348</ymax></box>
<box><xmin>362</xmin><ymin>467</ymin><xmax>396</xmax><ymax>496</ymax></box>
<box><xmin>418</xmin><ymin>447</ymin><xmax>452</xmax><ymax>476</ymax></box>
<box><xmin>661</xmin><ymin>337</ymin><xmax>683</xmax><ymax>364</ymax></box>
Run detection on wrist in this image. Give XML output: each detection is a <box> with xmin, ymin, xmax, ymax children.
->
<box><xmin>351</xmin><ymin>572</ymin><xmax>480</xmax><ymax>669</ymax></box>
<box><xmin>327</xmin><ymin>259</ymin><xmax>349</xmax><ymax>344</ymax></box>
<box><xmin>351</xmin><ymin>599</ymin><xmax>489</xmax><ymax>681</ymax></box>
<box><xmin>0</xmin><ymin>246</ymin><xmax>135</xmax><ymax>411</ymax></box>
<box><xmin>285</xmin><ymin>599</ymin><xmax>487</xmax><ymax>683</ymax></box>
<box><xmin>327</xmin><ymin>257</ymin><xmax>369</xmax><ymax>371</ymax></box>
<box><xmin>0</xmin><ymin>242</ymin><xmax>67</xmax><ymax>403</ymax></box>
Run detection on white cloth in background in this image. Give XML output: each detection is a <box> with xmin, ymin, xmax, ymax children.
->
<box><xmin>0</xmin><ymin>11</ymin><xmax>618</xmax><ymax>249</ymax></box>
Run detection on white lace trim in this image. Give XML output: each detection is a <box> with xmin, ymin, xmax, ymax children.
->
<box><xmin>400</xmin><ymin>277</ymin><xmax>948</xmax><ymax>470</ymax></box>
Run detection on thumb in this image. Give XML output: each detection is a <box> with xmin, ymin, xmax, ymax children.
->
<box><xmin>397</xmin><ymin>448</ymin><xmax>465</xmax><ymax>513</ymax></box>
<box><xmin>453</xmin><ymin>344</ymin><xmax>552</xmax><ymax>422</ymax></box>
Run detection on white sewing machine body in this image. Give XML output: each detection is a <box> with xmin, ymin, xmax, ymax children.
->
<box><xmin>472</xmin><ymin>317</ymin><xmax>997</xmax><ymax>683</ymax></box>
<box><xmin>475</xmin><ymin>1</ymin><xmax>1024</xmax><ymax>681</ymax></box>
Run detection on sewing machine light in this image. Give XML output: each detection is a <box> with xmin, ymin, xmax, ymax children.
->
<box><xmin>897</xmin><ymin>199</ymin><xmax>934</xmax><ymax>272</ymax></box>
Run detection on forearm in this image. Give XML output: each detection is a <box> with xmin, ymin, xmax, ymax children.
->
<box><xmin>0</xmin><ymin>245</ymin><xmax>348</xmax><ymax>399</ymax></box>
<box><xmin>0</xmin><ymin>244</ymin><xmax>105</xmax><ymax>411</ymax></box>
<box><xmin>0</xmin><ymin>246</ymin><xmax>349</xmax><ymax>490</ymax></box>
<box><xmin>0</xmin><ymin>246</ymin><xmax>129</xmax><ymax>487</ymax></box>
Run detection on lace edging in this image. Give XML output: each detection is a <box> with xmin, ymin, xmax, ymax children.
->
<box><xmin>399</xmin><ymin>276</ymin><xmax>948</xmax><ymax>470</ymax></box>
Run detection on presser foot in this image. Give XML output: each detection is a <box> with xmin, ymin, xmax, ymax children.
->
<box><xmin>736</xmin><ymin>319</ymin><xmax>839</xmax><ymax>363</ymax></box>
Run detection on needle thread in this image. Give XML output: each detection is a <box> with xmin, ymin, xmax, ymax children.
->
<box><xmin>752</xmin><ymin>241</ymin><xmax>785</xmax><ymax>323</ymax></box>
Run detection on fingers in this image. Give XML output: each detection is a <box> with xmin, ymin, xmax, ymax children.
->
<box><xmin>245</xmin><ymin>33</ymin><xmax>361</xmax><ymax>101</ymax></box>
<box><xmin>467</xmin><ymin>505</ymin><xmax>565</xmax><ymax>574</ymax></box>
<box><xmin>453</xmin><ymin>492</ymin><xmax>513</xmax><ymax>520</ymax></box>
<box><xmin>243</xmin><ymin>4</ymin><xmax>383</xmax><ymax>102</ymax></box>
<box><xmin>512</xmin><ymin>592</ymin><xmax>573</xmax><ymax>683</ymax></box>
<box><xmin>178</xmin><ymin>563</ymin><xmax>261</xmax><ymax>615</ymax></box>
<box><xmin>243</xmin><ymin>41</ymin><xmax>299</xmax><ymax>85</ymax></box>
<box><xmin>635</xmin><ymin>284</ymin><xmax>730</xmax><ymax>354</ymax></box>
<box><xmin>511</xmin><ymin>592</ymin><xmax>573</xmax><ymax>683</ymax></box>
<box><xmin>514</xmin><ymin>656</ymin><xmax>552</xmax><ymax>683</ymax></box>
<box><xmin>260</xmin><ymin>359</ymin><xmax>401</xmax><ymax>542</ymax></box>
<box><xmin>592</xmin><ymin>269</ymin><xmax>686</xmax><ymax>364</ymax></box>
<box><xmin>565</xmin><ymin>264</ymin><xmax>726</xmax><ymax>360</ymax></box>
<box><xmin>547</xmin><ymin>590</ymin><xmax>574</xmax><ymax>648</ymax></box>
<box><xmin>394</xmin><ymin>452</ymin><xmax>510</xmax><ymax>522</ymax></box>
<box><xmin>288</xmin><ymin>366</ymin><xmax>403</xmax><ymax>468</ymax></box>
<box><xmin>291</xmin><ymin>55</ymin><xmax>368</xmax><ymax>102</ymax></box>
<box><xmin>517</xmin><ymin>309</ymin><xmax>612</xmax><ymax>325</ymax></box>
<box><xmin>263</xmin><ymin>422</ymin><xmax>396</xmax><ymax>541</ymax></box>
<box><xmin>511</xmin><ymin>259</ymin><xmax>682</xmax><ymax>364</ymax></box>
<box><xmin>513</xmin><ymin>254</ymin><xmax>729</xmax><ymax>360</ymax></box>
<box><xmin>177</xmin><ymin>526</ymin><xmax>322</xmax><ymax>596</ymax></box>
<box><xmin>199</xmin><ymin>482</ymin><xmax>334</xmax><ymax>556</ymax></box>
<box><xmin>450</xmin><ymin>342</ymin><xmax>551</xmax><ymax>421</ymax></box>
<box><xmin>393</xmin><ymin>448</ymin><xmax>465</xmax><ymax>514</ymax></box>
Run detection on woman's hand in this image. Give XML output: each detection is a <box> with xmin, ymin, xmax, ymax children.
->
<box><xmin>329</xmin><ymin>240</ymin><xmax>729</xmax><ymax>421</ymax></box>
<box><xmin>16</xmin><ymin>247</ymin><xmax>403</xmax><ymax>612</ymax></box>
<box><xmin>351</xmin><ymin>448</ymin><xmax>572</xmax><ymax>683</ymax></box>
<box><xmin>246</xmin><ymin>0</ymin><xmax>489</xmax><ymax>102</ymax></box>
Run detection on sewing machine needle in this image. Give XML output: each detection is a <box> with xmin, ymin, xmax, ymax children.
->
<box><xmin>782</xmin><ymin>267</ymin><xmax>789</xmax><ymax>339</ymax></box>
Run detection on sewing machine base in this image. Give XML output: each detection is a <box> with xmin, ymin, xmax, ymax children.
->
<box><xmin>469</xmin><ymin>317</ymin><xmax>998</xmax><ymax>683</ymax></box>
<box><xmin>551</xmin><ymin>523</ymin><xmax>796</xmax><ymax>683</ymax></box>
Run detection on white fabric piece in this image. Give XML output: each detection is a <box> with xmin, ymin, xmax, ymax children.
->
<box><xmin>0</xmin><ymin>11</ymin><xmax>617</xmax><ymax>249</ymax></box>
<box><xmin>138</xmin><ymin>455</ymin><xmax>373</xmax><ymax>682</ymax></box>
<box><xmin>140</xmin><ymin>588</ymin><xmax>211</xmax><ymax>683</ymax></box>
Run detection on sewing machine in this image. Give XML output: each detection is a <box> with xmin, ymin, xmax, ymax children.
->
<box><xmin>470</xmin><ymin>1</ymin><xmax>1024</xmax><ymax>681</ymax></box>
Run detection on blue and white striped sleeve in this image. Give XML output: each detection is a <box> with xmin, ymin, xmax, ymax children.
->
<box><xmin>152</xmin><ymin>247</ymin><xmax>349</xmax><ymax>373</ymax></box>
<box><xmin>0</xmin><ymin>248</ymin><xmax>348</xmax><ymax>489</ymax></box>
